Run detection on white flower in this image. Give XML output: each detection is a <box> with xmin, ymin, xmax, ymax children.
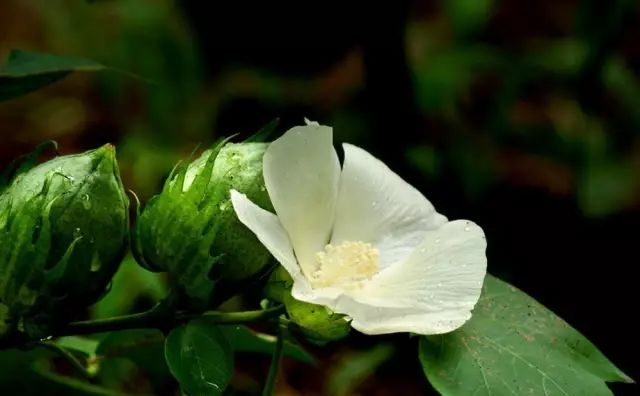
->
<box><xmin>230</xmin><ymin>122</ymin><xmax>487</xmax><ymax>335</ymax></box>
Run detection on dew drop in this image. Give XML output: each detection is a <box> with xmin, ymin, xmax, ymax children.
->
<box><xmin>81</xmin><ymin>194</ymin><xmax>91</xmax><ymax>209</ymax></box>
<box><xmin>371</xmin><ymin>201</ymin><xmax>377</xmax><ymax>207</ymax></box>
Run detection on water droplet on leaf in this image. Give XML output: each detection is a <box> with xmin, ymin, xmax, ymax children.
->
<box><xmin>81</xmin><ymin>193</ymin><xmax>91</xmax><ymax>209</ymax></box>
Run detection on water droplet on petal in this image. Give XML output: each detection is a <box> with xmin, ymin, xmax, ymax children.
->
<box><xmin>371</xmin><ymin>201</ymin><xmax>377</xmax><ymax>207</ymax></box>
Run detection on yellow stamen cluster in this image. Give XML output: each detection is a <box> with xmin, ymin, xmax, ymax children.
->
<box><xmin>311</xmin><ymin>241</ymin><xmax>379</xmax><ymax>289</ymax></box>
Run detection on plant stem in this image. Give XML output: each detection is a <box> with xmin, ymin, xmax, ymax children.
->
<box><xmin>182</xmin><ymin>306</ymin><xmax>285</xmax><ymax>324</ymax></box>
<box><xmin>261</xmin><ymin>323</ymin><xmax>286</xmax><ymax>396</ymax></box>
<box><xmin>63</xmin><ymin>305</ymin><xmax>285</xmax><ymax>336</ymax></box>
<box><xmin>62</xmin><ymin>309</ymin><xmax>164</xmax><ymax>335</ymax></box>
<box><xmin>0</xmin><ymin>304</ymin><xmax>285</xmax><ymax>350</ymax></box>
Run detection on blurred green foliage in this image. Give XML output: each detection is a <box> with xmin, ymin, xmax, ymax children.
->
<box><xmin>1</xmin><ymin>0</ymin><xmax>638</xmax><ymax>219</ymax></box>
<box><xmin>1</xmin><ymin>0</ymin><xmax>639</xmax><ymax>394</ymax></box>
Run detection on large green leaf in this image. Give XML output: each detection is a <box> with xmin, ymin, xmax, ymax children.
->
<box><xmin>0</xmin><ymin>50</ymin><xmax>104</xmax><ymax>101</ymax></box>
<box><xmin>164</xmin><ymin>319</ymin><xmax>233</xmax><ymax>396</ymax></box>
<box><xmin>419</xmin><ymin>275</ymin><xmax>632</xmax><ymax>396</ymax></box>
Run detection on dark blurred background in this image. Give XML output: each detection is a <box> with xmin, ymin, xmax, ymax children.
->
<box><xmin>1</xmin><ymin>0</ymin><xmax>638</xmax><ymax>395</ymax></box>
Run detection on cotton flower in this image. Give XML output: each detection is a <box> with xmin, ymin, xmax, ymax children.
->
<box><xmin>231</xmin><ymin>122</ymin><xmax>487</xmax><ymax>335</ymax></box>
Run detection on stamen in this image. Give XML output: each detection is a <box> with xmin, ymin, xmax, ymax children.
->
<box><xmin>311</xmin><ymin>241</ymin><xmax>379</xmax><ymax>289</ymax></box>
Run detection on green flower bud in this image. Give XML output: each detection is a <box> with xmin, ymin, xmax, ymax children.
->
<box><xmin>132</xmin><ymin>141</ymin><xmax>273</xmax><ymax>307</ymax></box>
<box><xmin>0</xmin><ymin>144</ymin><xmax>129</xmax><ymax>339</ymax></box>
<box><xmin>284</xmin><ymin>294</ymin><xmax>351</xmax><ymax>344</ymax></box>
<box><xmin>266</xmin><ymin>267</ymin><xmax>350</xmax><ymax>344</ymax></box>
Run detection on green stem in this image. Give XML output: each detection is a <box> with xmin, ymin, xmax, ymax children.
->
<box><xmin>37</xmin><ymin>341</ymin><xmax>94</xmax><ymax>380</ymax></box>
<box><xmin>261</xmin><ymin>323</ymin><xmax>286</xmax><ymax>396</ymax></box>
<box><xmin>183</xmin><ymin>306</ymin><xmax>285</xmax><ymax>324</ymax></box>
<box><xmin>62</xmin><ymin>305</ymin><xmax>285</xmax><ymax>336</ymax></box>
<box><xmin>62</xmin><ymin>309</ymin><xmax>163</xmax><ymax>336</ymax></box>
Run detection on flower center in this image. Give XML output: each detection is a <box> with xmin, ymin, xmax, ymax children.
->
<box><xmin>310</xmin><ymin>241</ymin><xmax>379</xmax><ymax>289</ymax></box>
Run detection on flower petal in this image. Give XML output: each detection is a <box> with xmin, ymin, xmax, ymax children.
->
<box><xmin>263</xmin><ymin>124</ymin><xmax>340</xmax><ymax>277</ymax></box>
<box><xmin>331</xmin><ymin>144</ymin><xmax>447</xmax><ymax>269</ymax></box>
<box><xmin>317</xmin><ymin>220</ymin><xmax>486</xmax><ymax>335</ymax></box>
<box><xmin>230</xmin><ymin>190</ymin><xmax>305</xmax><ymax>284</ymax></box>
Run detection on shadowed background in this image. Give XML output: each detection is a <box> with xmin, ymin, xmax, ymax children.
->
<box><xmin>1</xmin><ymin>0</ymin><xmax>638</xmax><ymax>395</ymax></box>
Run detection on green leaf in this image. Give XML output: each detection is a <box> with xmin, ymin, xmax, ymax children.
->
<box><xmin>222</xmin><ymin>324</ymin><xmax>316</xmax><ymax>365</ymax></box>
<box><xmin>164</xmin><ymin>319</ymin><xmax>234</xmax><ymax>396</ymax></box>
<box><xmin>419</xmin><ymin>275</ymin><xmax>633</xmax><ymax>396</ymax></box>
<box><xmin>0</xmin><ymin>50</ymin><xmax>104</xmax><ymax>101</ymax></box>
<box><xmin>56</xmin><ymin>336</ymin><xmax>99</xmax><ymax>357</ymax></box>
